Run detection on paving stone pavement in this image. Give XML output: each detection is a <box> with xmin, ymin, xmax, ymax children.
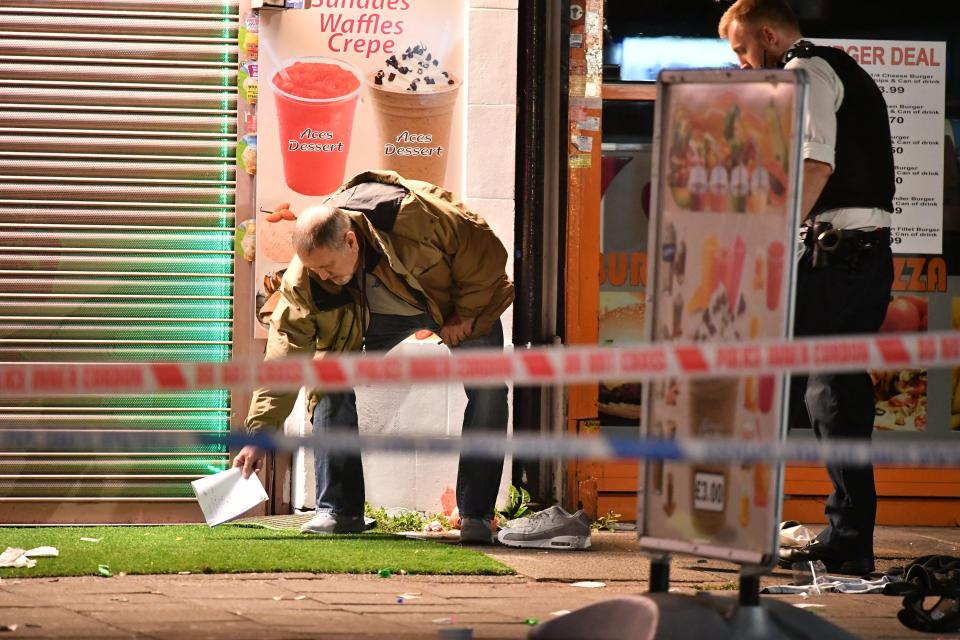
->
<box><xmin>0</xmin><ymin>526</ymin><xmax>957</xmax><ymax>639</ymax></box>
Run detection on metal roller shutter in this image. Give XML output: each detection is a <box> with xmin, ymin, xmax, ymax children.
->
<box><xmin>0</xmin><ymin>0</ymin><xmax>239</xmax><ymax>522</ymax></box>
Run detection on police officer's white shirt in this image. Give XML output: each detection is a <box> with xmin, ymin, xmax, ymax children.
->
<box><xmin>784</xmin><ymin>40</ymin><xmax>892</xmax><ymax>230</ymax></box>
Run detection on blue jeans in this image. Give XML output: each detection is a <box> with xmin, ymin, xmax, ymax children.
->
<box><xmin>312</xmin><ymin>313</ymin><xmax>508</xmax><ymax>519</ymax></box>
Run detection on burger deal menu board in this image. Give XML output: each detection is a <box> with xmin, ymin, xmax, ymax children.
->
<box><xmin>253</xmin><ymin>1</ymin><xmax>465</xmax><ymax>337</ymax></box>
<box><xmin>812</xmin><ymin>39</ymin><xmax>946</xmax><ymax>256</ymax></box>
<box><xmin>640</xmin><ymin>70</ymin><xmax>806</xmax><ymax>565</ymax></box>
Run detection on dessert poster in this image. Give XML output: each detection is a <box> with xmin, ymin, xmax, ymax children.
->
<box><xmin>254</xmin><ymin>1</ymin><xmax>465</xmax><ymax>337</ymax></box>
<box><xmin>641</xmin><ymin>75</ymin><xmax>803</xmax><ymax>562</ymax></box>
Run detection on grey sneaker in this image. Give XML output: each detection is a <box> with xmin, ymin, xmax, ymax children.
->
<box><xmin>497</xmin><ymin>506</ymin><xmax>592</xmax><ymax>550</ymax></box>
<box><xmin>459</xmin><ymin>517</ymin><xmax>494</xmax><ymax>544</ymax></box>
<box><xmin>300</xmin><ymin>512</ymin><xmax>366</xmax><ymax>534</ymax></box>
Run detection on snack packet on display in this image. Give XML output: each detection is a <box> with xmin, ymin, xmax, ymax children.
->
<box><xmin>237</xmin><ymin>134</ymin><xmax>257</xmax><ymax>176</ymax></box>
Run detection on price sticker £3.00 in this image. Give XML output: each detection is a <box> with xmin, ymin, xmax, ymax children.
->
<box><xmin>693</xmin><ymin>472</ymin><xmax>725</xmax><ymax>513</ymax></box>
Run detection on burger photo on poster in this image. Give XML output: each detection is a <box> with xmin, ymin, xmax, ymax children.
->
<box><xmin>598</xmin><ymin>293</ymin><xmax>646</xmax><ymax>422</ymax></box>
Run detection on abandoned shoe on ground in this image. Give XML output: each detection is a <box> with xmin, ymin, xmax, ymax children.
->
<box><xmin>299</xmin><ymin>512</ymin><xmax>366</xmax><ymax>534</ymax></box>
<box><xmin>497</xmin><ymin>505</ymin><xmax>592</xmax><ymax>550</ymax></box>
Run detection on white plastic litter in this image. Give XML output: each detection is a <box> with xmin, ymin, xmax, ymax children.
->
<box><xmin>0</xmin><ymin>546</ymin><xmax>59</xmax><ymax>569</ymax></box>
<box><xmin>571</xmin><ymin>581</ymin><xmax>606</xmax><ymax>588</ymax></box>
<box><xmin>779</xmin><ymin>521</ymin><xmax>814</xmax><ymax>548</ymax></box>
<box><xmin>763</xmin><ymin>574</ymin><xmax>897</xmax><ymax>595</ymax></box>
<box><xmin>423</xmin><ymin>520</ymin><xmax>444</xmax><ymax>533</ymax></box>
<box><xmin>1</xmin><ymin>548</ymin><xmax>36</xmax><ymax>569</ymax></box>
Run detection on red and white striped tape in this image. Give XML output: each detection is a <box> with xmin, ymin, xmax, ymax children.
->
<box><xmin>1</xmin><ymin>330</ymin><xmax>957</xmax><ymax>395</ymax></box>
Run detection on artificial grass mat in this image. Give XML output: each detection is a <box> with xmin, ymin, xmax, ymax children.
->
<box><xmin>0</xmin><ymin>525</ymin><xmax>512</xmax><ymax>579</ymax></box>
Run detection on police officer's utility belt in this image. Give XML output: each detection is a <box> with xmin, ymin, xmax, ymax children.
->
<box><xmin>801</xmin><ymin>221</ymin><xmax>890</xmax><ymax>268</ymax></box>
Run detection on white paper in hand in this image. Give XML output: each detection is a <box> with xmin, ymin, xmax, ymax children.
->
<box><xmin>191</xmin><ymin>468</ymin><xmax>268</xmax><ymax>527</ymax></box>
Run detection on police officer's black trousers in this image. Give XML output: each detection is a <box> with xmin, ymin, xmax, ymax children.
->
<box><xmin>790</xmin><ymin>238</ymin><xmax>893</xmax><ymax>560</ymax></box>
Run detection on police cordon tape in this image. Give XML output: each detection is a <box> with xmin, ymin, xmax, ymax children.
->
<box><xmin>0</xmin><ymin>330</ymin><xmax>958</xmax><ymax>395</ymax></box>
<box><xmin>3</xmin><ymin>429</ymin><xmax>960</xmax><ymax>468</ymax></box>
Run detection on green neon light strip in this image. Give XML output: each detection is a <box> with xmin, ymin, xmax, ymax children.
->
<box><xmin>2</xmin><ymin>2</ymin><xmax>240</xmax><ymax>495</ymax></box>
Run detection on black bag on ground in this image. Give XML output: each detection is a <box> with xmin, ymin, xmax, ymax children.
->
<box><xmin>884</xmin><ymin>555</ymin><xmax>960</xmax><ymax>633</ymax></box>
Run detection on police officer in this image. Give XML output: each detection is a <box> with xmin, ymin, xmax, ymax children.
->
<box><xmin>720</xmin><ymin>0</ymin><xmax>895</xmax><ymax>575</ymax></box>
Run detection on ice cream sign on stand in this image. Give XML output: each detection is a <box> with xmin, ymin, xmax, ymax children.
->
<box><xmin>253</xmin><ymin>1</ymin><xmax>465</xmax><ymax>337</ymax></box>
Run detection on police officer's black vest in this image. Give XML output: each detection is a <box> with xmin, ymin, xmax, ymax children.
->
<box><xmin>787</xmin><ymin>41</ymin><xmax>896</xmax><ymax>217</ymax></box>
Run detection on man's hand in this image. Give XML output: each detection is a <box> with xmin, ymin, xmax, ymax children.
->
<box><xmin>232</xmin><ymin>445</ymin><xmax>266</xmax><ymax>479</ymax></box>
<box><xmin>440</xmin><ymin>313</ymin><xmax>474</xmax><ymax>347</ymax></box>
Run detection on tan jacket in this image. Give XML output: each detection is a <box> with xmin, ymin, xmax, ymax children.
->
<box><xmin>245</xmin><ymin>171</ymin><xmax>514</xmax><ymax>433</ymax></box>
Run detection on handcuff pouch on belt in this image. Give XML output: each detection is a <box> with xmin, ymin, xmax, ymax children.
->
<box><xmin>802</xmin><ymin>221</ymin><xmax>842</xmax><ymax>269</ymax></box>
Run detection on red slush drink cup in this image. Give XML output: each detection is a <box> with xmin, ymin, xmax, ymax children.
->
<box><xmin>272</xmin><ymin>57</ymin><xmax>362</xmax><ymax>196</ymax></box>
